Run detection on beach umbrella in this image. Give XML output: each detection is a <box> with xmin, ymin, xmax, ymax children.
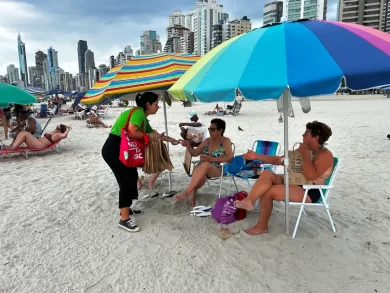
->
<box><xmin>82</xmin><ymin>53</ymin><xmax>200</xmax><ymax>196</ymax></box>
<box><xmin>0</xmin><ymin>83</ymin><xmax>37</xmax><ymax>107</ymax></box>
<box><xmin>168</xmin><ymin>19</ymin><xmax>390</xmax><ymax>235</ymax></box>
<box><xmin>24</xmin><ymin>87</ymin><xmax>46</xmax><ymax>95</ymax></box>
<box><xmin>46</xmin><ymin>87</ymin><xmax>64</xmax><ymax>95</ymax></box>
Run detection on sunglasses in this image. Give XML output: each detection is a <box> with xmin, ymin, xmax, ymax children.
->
<box><xmin>208</xmin><ymin>127</ymin><xmax>218</xmax><ymax>132</ymax></box>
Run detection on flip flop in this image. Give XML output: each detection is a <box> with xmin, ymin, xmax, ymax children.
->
<box><xmin>190</xmin><ymin>211</ymin><xmax>211</xmax><ymax>217</ymax></box>
<box><xmin>192</xmin><ymin>205</ymin><xmax>212</xmax><ymax>212</ymax></box>
<box><xmin>142</xmin><ymin>191</ymin><xmax>159</xmax><ymax>200</ymax></box>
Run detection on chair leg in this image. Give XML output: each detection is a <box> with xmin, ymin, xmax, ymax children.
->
<box><xmin>292</xmin><ymin>203</ymin><xmax>306</xmax><ymax>238</ymax></box>
<box><xmin>227</xmin><ymin>176</ymin><xmax>232</xmax><ymax>195</ymax></box>
<box><xmin>302</xmin><ymin>208</ymin><xmax>307</xmax><ymax>216</ymax></box>
<box><xmin>218</xmin><ymin>177</ymin><xmax>223</xmax><ymax>198</ymax></box>
<box><xmin>207</xmin><ymin>180</ymin><xmax>211</xmax><ymax>188</ymax></box>
<box><xmin>232</xmin><ymin>177</ymin><xmax>238</xmax><ymax>192</ymax></box>
<box><xmin>324</xmin><ymin>203</ymin><xmax>336</xmax><ymax>233</ymax></box>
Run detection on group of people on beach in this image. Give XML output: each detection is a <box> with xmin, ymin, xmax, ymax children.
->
<box><xmin>101</xmin><ymin>92</ymin><xmax>334</xmax><ymax>235</ymax></box>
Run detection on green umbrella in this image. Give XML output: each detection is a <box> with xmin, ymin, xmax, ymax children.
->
<box><xmin>0</xmin><ymin>83</ymin><xmax>37</xmax><ymax>108</ymax></box>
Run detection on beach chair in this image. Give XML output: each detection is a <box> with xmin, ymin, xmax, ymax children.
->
<box><xmin>0</xmin><ymin>141</ymin><xmax>61</xmax><ymax>159</ymax></box>
<box><xmin>75</xmin><ymin>110</ymin><xmax>86</xmax><ymax>120</ymax></box>
<box><xmin>96</xmin><ymin>106</ymin><xmax>108</xmax><ymax>118</ymax></box>
<box><xmin>47</xmin><ymin>105</ymin><xmax>59</xmax><ymax>117</ymax></box>
<box><xmin>225</xmin><ymin>100</ymin><xmax>242</xmax><ymax>116</ymax></box>
<box><xmin>227</xmin><ymin>140</ymin><xmax>281</xmax><ymax>193</ymax></box>
<box><xmin>288</xmin><ymin>157</ymin><xmax>340</xmax><ymax>238</ymax></box>
<box><xmin>183</xmin><ymin>143</ymin><xmax>238</xmax><ymax>198</ymax></box>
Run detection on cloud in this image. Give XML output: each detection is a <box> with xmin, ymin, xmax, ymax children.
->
<box><xmin>0</xmin><ymin>0</ymin><xmax>337</xmax><ymax>77</ymax></box>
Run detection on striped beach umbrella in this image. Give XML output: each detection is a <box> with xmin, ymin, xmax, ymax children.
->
<box><xmin>81</xmin><ymin>53</ymin><xmax>200</xmax><ymax>106</ymax></box>
<box><xmin>168</xmin><ymin>19</ymin><xmax>390</xmax><ymax>235</ymax></box>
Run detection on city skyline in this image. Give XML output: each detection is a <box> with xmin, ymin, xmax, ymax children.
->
<box><xmin>0</xmin><ymin>0</ymin><xmax>338</xmax><ymax>77</ymax></box>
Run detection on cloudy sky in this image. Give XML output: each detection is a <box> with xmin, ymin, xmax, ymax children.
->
<box><xmin>0</xmin><ymin>0</ymin><xmax>337</xmax><ymax>77</ymax></box>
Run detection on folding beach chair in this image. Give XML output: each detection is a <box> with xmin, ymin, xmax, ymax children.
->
<box><xmin>227</xmin><ymin>140</ymin><xmax>281</xmax><ymax>193</ymax></box>
<box><xmin>288</xmin><ymin>157</ymin><xmax>340</xmax><ymax>238</ymax></box>
<box><xmin>225</xmin><ymin>100</ymin><xmax>242</xmax><ymax>116</ymax></box>
<box><xmin>0</xmin><ymin>141</ymin><xmax>61</xmax><ymax>159</ymax></box>
<box><xmin>183</xmin><ymin>143</ymin><xmax>237</xmax><ymax>198</ymax></box>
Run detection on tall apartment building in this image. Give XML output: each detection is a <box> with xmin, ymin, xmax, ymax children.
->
<box><xmin>34</xmin><ymin>50</ymin><xmax>47</xmax><ymax>89</ymax></box>
<box><xmin>169</xmin><ymin>10</ymin><xmax>187</xmax><ymax>27</ymax></box>
<box><xmin>181</xmin><ymin>32</ymin><xmax>195</xmax><ymax>53</ymax></box>
<box><xmin>0</xmin><ymin>75</ymin><xmax>8</xmax><ymax>83</ymax></box>
<box><xmin>338</xmin><ymin>0</ymin><xmax>390</xmax><ymax>32</ymax></box>
<box><xmin>212</xmin><ymin>16</ymin><xmax>252</xmax><ymax>49</ymax></box>
<box><xmin>77</xmin><ymin>40</ymin><xmax>88</xmax><ymax>74</ymax></box>
<box><xmin>263</xmin><ymin>1</ymin><xmax>284</xmax><ymax>25</ymax></box>
<box><xmin>28</xmin><ymin>66</ymin><xmax>38</xmax><ymax>87</ymax></box>
<box><xmin>98</xmin><ymin>64</ymin><xmax>108</xmax><ymax>78</ymax></box>
<box><xmin>284</xmin><ymin>0</ymin><xmax>327</xmax><ymax>21</ymax></box>
<box><xmin>48</xmin><ymin>47</ymin><xmax>59</xmax><ymax>72</ymax></box>
<box><xmin>190</xmin><ymin>0</ymin><xmax>229</xmax><ymax>55</ymax></box>
<box><xmin>17</xmin><ymin>33</ymin><xmax>29</xmax><ymax>86</ymax></box>
<box><xmin>7</xmin><ymin>64</ymin><xmax>20</xmax><ymax>84</ymax></box>
<box><xmin>124</xmin><ymin>45</ymin><xmax>133</xmax><ymax>58</ymax></box>
<box><xmin>109</xmin><ymin>56</ymin><xmax>116</xmax><ymax>69</ymax></box>
<box><xmin>140</xmin><ymin>30</ymin><xmax>162</xmax><ymax>55</ymax></box>
<box><xmin>164</xmin><ymin>24</ymin><xmax>191</xmax><ymax>53</ymax></box>
<box><xmin>85</xmin><ymin>49</ymin><xmax>95</xmax><ymax>71</ymax></box>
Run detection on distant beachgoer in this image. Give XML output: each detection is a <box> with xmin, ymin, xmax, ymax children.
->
<box><xmin>86</xmin><ymin>111</ymin><xmax>111</xmax><ymax>128</ymax></box>
<box><xmin>0</xmin><ymin>107</ymin><xmax>12</xmax><ymax>139</ymax></box>
<box><xmin>175</xmin><ymin>118</ymin><xmax>233</xmax><ymax>206</ymax></box>
<box><xmin>179</xmin><ymin>111</ymin><xmax>208</xmax><ymax>147</ymax></box>
<box><xmin>235</xmin><ymin>121</ymin><xmax>333</xmax><ymax>236</ymax></box>
<box><xmin>6</xmin><ymin>124</ymin><xmax>70</xmax><ymax>151</ymax></box>
<box><xmin>101</xmin><ymin>92</ymin><xmax>179</xmax><ymax>233</ymax></box>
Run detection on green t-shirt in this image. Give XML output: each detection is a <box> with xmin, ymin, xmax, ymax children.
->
<box><xmin>110</xmin><ymin>107</ymin><xmax>153</xmax><ymax>136</ymax></box>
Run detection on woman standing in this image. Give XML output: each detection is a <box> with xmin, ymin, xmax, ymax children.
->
<box><xmin>102</xmin><ymin>92</ymin><xmax>177</xmax><ymax>232</ymax></box>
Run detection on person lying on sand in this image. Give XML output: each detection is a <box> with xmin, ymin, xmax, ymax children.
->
<box><xmin>235</xmin><ymin>121</ymin><xmax>334</xmax><ymax>236</ymax></box>
<box><xmin>175</xmin><ymin>118</ymin><xmax>233</xmax><ymax>206</ymax></box>
<box><xmin>86</xmin><ymin>111</ymin><xmax>111</xmax><ymax>128</ymax></box>
<box><xmin>5</xmin><ymin>124</ymin><xmax>71</xmax><ymax>151</ymax></box>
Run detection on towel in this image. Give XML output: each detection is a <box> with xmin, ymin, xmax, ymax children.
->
<box><xmin>144</xmin><ymin>131</ymin><xmax>174</xmax><ymax>174</ymax></box>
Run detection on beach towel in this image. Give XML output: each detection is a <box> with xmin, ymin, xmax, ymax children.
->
<box><xmin>143</xmin><ymin>131</ymin><xmax>174</xmax><ymax>174</ymax></box>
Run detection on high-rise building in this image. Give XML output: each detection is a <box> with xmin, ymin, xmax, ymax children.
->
<box><xmin>34</xmin><ymin>50</ymin><xmax>47</xmax><ymax>89</ymax></box>
<box><xmin>109</xmin><ymin>56</ymin><xmax>116</xmax><ymax>69</ymax></box>
<box><xmin>338</xmin><ymin>0</ymin><xmax>389</xmax><ymax>32</ymax></box>
<box><xmin>0</xmin><ymin>75</ymin><xmax>8</xmax><ymax>83</ymax></box>
<box><xmin>77</xmin><ymin>40</ymin><xmax>88</xmax><ymax>74</ymax></box>
<box><xmin>181</xmin><ymin>32</ymin><xmax>195</xmax><ymax>53</ymax></box>
<box><xmin>263</xmin><ymin>1</ymin><xmax>284</xmax><ymax>25</ymax></box>
<box><xmin>6</xmin><ymin>64</ymin><xmax>20</xmax><ymax>84</ymax></box>
<box><xmin>116</xmin><ymin>52</ymin><xmax>127</xmax><ymax>65</ymax></box>
<box><xmin>28</xmin><ymin>66</ymin><xmax>38</xmax><ymax>87</ymax></box>
<box><xmin>212</xmin><ymin>22</ymin><xmax>224</xmax><ymax>48</ymax></box>
<box><xmin>98</xmin><ymin>64</ymin><xmax>109</xmax><ymax>78</ymax></box>
<box><xmin>85</xmin><ymin>49</ymin><xmax>95</xmax><ymax>71</ymax></box>
<box><xmin>140</xmin><ymin>30</ymin><xmax>162</xmax><ymax>54</ymax></box>
<box><xmin>169</xmin><ymin>10</ymin><xmax>187</xmax><ymax>27</ymax></box>
<box><xmin>124</xmin><ymin>45</ymin><xmax>133</xmax><ymax>59</ymax></box>
<box><xmin>284</xmin><ymin>0</ymin><xmax>327</xmax><ymax>21</ymax></box>
<box><xmin>164</xmin><ymin>24</ymin><xmax>191</xmax><ymax>52</ymax></box>
<box><xmin>224</xmin><ymin>16</ymin><xmax>252</xmax><ymax>40</ymax></box>
<box><xmin>191</xmin><ymin>0</ymin><xmax>229</xmax><ymax>56</ymax></box>
<box><xmin>17</xmin><ymin>33</ymin><xmax>28</xmax><ymax>86</ymax></box>
<box><xmin>47</xmin><ymin>47</ymin><xmax>59</xmax><ymax>72</ymax></box>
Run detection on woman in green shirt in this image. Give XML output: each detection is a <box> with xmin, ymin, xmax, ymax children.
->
<box><xmin>102</xmin><ymin>92</ymin><xmax>177</xmax><ymax>232</ymax></box>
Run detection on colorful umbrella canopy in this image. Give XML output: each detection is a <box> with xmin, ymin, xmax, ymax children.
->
<box><xmin>82</xmin><ymin>53</ymin><xmax>200</xmax><ymax>105</ymax></box>
<box><xmin>169</xmin><ymin>20</ymin><xmax>390</xmax><ymax>102</ymax></box>
<box><xmin>0</xmin><ymin>83</ymin><xmax>37</xmax><ymax>107</ymax></box>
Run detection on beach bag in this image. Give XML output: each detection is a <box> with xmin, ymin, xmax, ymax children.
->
<box><xmin>287</xmin><ymin>143</ymin><xmax>313</xmax><ymax>185</ymax></box>
<box><xmin>211</xmin><ymin>191</ymin><xmax>248</xmax><ymax>224</ymax></box>
<box><xmin>119</xmin><ymin>108</ymin><xmax>148</xmax><ymax>167</ymax></box>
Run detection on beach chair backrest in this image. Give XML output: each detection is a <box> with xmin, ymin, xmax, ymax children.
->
<box><xmin>253</xmin><ymin>140</ymin><xmax>280</xmax><ymax>157</ymax></box>
<box><xmin>233</xmin><ymin>101</ymin><xmax>242</xmax><ymax>114</ymax></box>
<box><xmin>321</xmin><ymin>157</ymin><xmax>340</xmax><ymax>199</ymax></box>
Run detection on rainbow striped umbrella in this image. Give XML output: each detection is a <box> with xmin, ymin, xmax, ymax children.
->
<box><xmin>169</xmin><ymin>20</ymin><xmax>390</xmax><ymax>236</ymax></box>
<box><xmin>81</xmin><ymin>53</ymin><xmax>200</xmax><ymax>105</ymax></box>
<box><xmin>169</xmin><ymin>20</ymin><xmax>390</xmax><ymax>102</ymax></box>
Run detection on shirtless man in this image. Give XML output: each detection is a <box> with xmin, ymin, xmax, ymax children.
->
<box><xmin>235</xmin><ymin>121</ymin><xmax>333</xmax><ymax>236</ymax></box>
<box><xmin>179</xmin><ymin>111</ymin><xmax>207</xmax><ymax>147</ymax></box>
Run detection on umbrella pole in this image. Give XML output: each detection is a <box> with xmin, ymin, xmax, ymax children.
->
<box><xmin>282</xmin><ymin>88</ymin><xmax>290</xmax><ymax>236</ymax></box>
<box><xmin>161</xmin><ymin>92</ymin><xmax>177</xmax><ymax>197</ymax></box>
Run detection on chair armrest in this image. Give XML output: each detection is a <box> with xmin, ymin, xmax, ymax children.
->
<box><xmin>302</xmin><ymin>185</ymin><xmax>333</xmax><ymax>189</ymax></box>
<box><xmin>191</xmin><ymin>160</ymin><xmax>200</xmax><ymax>165</ymax></box>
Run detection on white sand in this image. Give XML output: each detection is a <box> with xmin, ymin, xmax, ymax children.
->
<box><xmin>1</xmin><ymin>95</ymin><xmax>390</xmax><ymax>292</ymax></box>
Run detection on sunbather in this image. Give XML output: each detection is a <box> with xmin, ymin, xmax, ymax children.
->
<box><xmin>235</xmin><ymin>121</ymin><xmax>334</xmax><ymax>236</ymax></box>
<box><xmin>86</xmin><ymin>111</ymin><xmax>111</xmax><ymax>128</ymax></box>
<box><xmin>175</xmin><ymin>118</ymin><xmax>233</xmax><ymax>206</ymax></box>
<box><xmin>205</xmin><ymin>103</ymin><xmax>222</xmax><ymax>115</ymax></box>
<box><xmin>6</xmin><ymin>124</ymin><xmax>71</xmax><ymax>151</ymax></box>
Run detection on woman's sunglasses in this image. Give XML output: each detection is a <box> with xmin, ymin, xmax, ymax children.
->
<box><xmin>208</xmin><ymin>127</ymin><xmax>218</xmax><ymax>132</ymax></box>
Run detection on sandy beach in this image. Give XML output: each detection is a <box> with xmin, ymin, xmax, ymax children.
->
<box><xmin>1</xmin><ymin>95</ymin><xmax>390</xmax><ymax>292</ymax></box>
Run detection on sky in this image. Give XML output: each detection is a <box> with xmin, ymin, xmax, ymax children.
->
<box><xmin>0</xmin><ymin>0</ymin><xmax>338</xmax><ymax>77</ymax></box>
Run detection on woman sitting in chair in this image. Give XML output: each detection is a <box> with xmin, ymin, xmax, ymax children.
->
<box><xmin>175</xmin><ymin>118</ymin><xmax>233</xmax><ymax>206</ymax></box>
<box><xmin>235</xmin><ymin>121</ymin><xmax>333</xmax><ymax>236</ymax></box>
<box><xmin>86</xmin><ymin>111</ymin><xmax>111</xmax><ymax>128</ymax></box>
<box><xmin>6</xmin><ymin>124</ymin><xmax>71</xmax><ymax>151</ymax></box>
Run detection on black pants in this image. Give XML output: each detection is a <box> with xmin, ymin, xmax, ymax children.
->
<box><xmin>102</xmin><ymin>134</ymin><xmax>139</xmax><ymax>208</ymax></box>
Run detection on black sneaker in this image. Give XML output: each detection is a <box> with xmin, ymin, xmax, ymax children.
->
<box><xmin>118</xmin><ymin>218</ymin><xmax>140</xmax><ymax>232</ymax></box>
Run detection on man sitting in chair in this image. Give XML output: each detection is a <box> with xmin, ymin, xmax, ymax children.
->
<box><xmin>179</xmin><ymin>111</ymin><xmax>207</xmax><ymax>147</ymax></box>
<box><xmin>235</xmin><ymin>121</ymin><xmax>334</xmax><ymax>236</ymax></box>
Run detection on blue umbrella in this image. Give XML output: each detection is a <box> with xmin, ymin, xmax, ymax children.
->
<box><xmin>72</xmin><ymin>91</ymin><xmax>87</xmax><ymax>107</ymax></box>
<box><xmin>169</xmin><ymin>19</ymin><xmax>390</xmax><ymax>235</ymax></box>
<box><xmin>46</xmin><ymin>88</ymin><xmax>64</xmax><ymax>95</ymax></box>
